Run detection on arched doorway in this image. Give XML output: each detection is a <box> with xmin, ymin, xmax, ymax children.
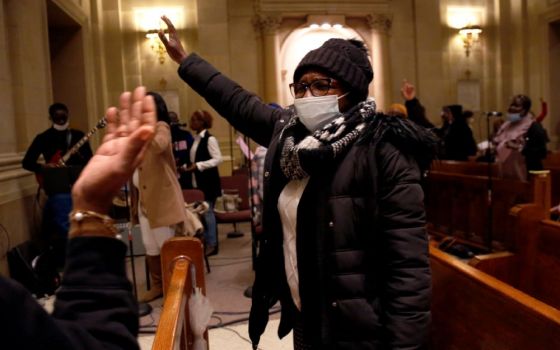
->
<box><xmin>279</xmin><ymin>25</ymin><xmax>366</xmax><ymax>107</ymax></box>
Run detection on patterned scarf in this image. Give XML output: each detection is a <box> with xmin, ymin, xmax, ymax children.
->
<box><xmin>279</xmin><ymin>99</ymin><xmax>377</xmax><ymax>180</ymax></box>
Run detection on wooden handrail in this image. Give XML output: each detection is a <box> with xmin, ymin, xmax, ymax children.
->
<box><xmin>152</xmin><ymin>237</ymin><xmax>207</xmax><ymax>350</ymax></box>
<box><xmin>153</xmin><ymin>258</ymin><xmax>191</xmax><ymax>349</ymax></box>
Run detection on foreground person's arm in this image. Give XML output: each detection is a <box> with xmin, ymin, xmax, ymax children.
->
<box><xmin>0</xmin><ymin>87</ymin><xmax>156</xmax><ymax>349</ymax></box>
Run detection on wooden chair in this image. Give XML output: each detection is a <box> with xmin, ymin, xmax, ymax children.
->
<box><xmin>182</xmin><ymin>189</ymin><xmax>210</xmax><ymax>273</ymax></box>
<box><xmin>182</xmin><ymin>189</ymin><xmax>205</xmax><ymax>203</ymax></box>
<box><xmin>215</xmin><ymin>175</ymin><xmax>252</xmax><ymax>237</ymax></box>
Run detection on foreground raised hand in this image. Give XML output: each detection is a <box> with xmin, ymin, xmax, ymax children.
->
<box><xmin>72</xmin><ymin>86</ymin><xmax>156</xmax><ymax>214</ymax></box>
<box><xmin>159</xmin><ymin>15</ymin><xmax>188</xmax><ymax>64</ymax></box>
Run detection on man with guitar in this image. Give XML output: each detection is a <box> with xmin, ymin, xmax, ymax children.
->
<box><xmin>22</xmin><ymin>103</ymin><xmax>95</xmax><ymax>268</ymax></box>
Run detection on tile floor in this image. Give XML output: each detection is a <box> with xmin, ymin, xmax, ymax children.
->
<box><xmin>131</xmin><ymin>223</ymin><xmax>294</xmax><ymax>350</ymax></box>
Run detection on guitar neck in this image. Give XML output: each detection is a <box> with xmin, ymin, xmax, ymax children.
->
<box><xmin>59</xmin><ymin>118</ymin><xmax>106</xmax><ymax>165</ymax></box>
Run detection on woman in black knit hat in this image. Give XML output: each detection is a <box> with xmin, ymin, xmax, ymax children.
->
<box><xmin>160</xmin><ymin>16</ymin><xmax>436</xmax><ymax>350</ymax></box>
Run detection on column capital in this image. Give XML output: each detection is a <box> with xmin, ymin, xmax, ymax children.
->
<box><xmin>252</xmin><ymin>14</ymin><xmax>282</xmax><ymax>35</ymax></box>
<box><xmin>366</xmin><ymin>14</ymin><xmax>392</xmax><ymax>35</ymax></box>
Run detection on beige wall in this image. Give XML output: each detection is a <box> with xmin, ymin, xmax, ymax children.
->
<box><xmin>0</xmin><ymin>0</ymin><xmax>557</xmax><ymax>274</ymax></box>
<box><xmin>0</xmin><ymin>0</ymin><xmax>52</xmax><ymax>275</ymax></box>
<box><xmin>0</xmin><ymin>0</ymin><xmax>104</xmax><ymax>275</ymax></box>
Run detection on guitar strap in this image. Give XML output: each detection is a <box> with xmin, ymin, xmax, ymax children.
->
<box><xmin>66</xmin><ymin>129</ymin><xmax>72</xmax><ymax>152</ymax></box>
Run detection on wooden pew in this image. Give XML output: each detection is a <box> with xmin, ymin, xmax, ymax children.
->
<box><xmin>530</xmin><ymin>219</ymin><xmax>560</xmax><ymax>309</ymax></box>
<box><xmin>430</xmin><ymin>245</ymin><xmax>560</xmax><ymax>350</ymax></box>
<box><xmin>543</xmin><ymin>152</ymin><xmax>560</xmax><ymax>206</ymax></box>
<box><xmin>431</xmin><ymin>159</ymin><xmax>502</xmax><ymax>177</ymax></box>
<box><xmin>431</xmin><ymin>159</ymin><xmax>555</xmax><ymax>208</ymax></box>
<box><xmin>425</xmin><ymin>170</ymin><xmax>550</xmax><ymax>250</ymax></box>
<box><xmin>152</xmin><ymin>237</ymin><xmax>207</xmax><ymax>350</ymax></box>
<box><xmin>502</xmin><ymin>204</ymin><xmax>560</xmax><ymax>310</ymax></box>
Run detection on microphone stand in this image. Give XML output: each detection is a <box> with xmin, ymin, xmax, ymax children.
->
<box><xmin>123</xmin><ymin>183</ymin><xmax>152</xmax><ymax>316</ymax></box>
<box><xmin>485</xmin><ymin>113</ymin><xmax>494</xmax><ymax>253</ymax></box>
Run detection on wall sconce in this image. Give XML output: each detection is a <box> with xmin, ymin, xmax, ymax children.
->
<box><xmin>459</xmin><ymin>25</ymin><xmax>482</xmax><ymax>57</ymax></box>
<box><xmin>134</xmin><ymin>7</ymin><xmax>182</xmax><ymax>64</ymax></box>
<box><xmin>146</xmin><ymin>29</ymin><xmax>168</xmax><ymax>64</ymax></box>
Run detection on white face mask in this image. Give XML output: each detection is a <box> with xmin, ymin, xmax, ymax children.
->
<box><xmin>53</xmin><ymin>121</ymin><xmax>69</xmax><ymax>131</ymax></box>
<box><xmin>294</xmin><ymin>93</ymin><xmax>348</xmax><ymax>132</ymax></box>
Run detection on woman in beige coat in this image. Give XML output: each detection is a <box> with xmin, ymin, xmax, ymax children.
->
<box><xmin>131</xmin><ymin>91</ymin><xmax>189</xmax><ymax>302</ymax></box>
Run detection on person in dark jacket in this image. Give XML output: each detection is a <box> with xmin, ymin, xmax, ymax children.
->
<box><xmin>1</xmin><ymin>86</ymin><xmax>156</xmax><ymax>350</ymax></box>
<box><xmin>442</xmin><ymin>105</ymin><xmax>478</xmax><ymax>161</ymax></box>
<box><xmin>160</xmin><ymin>16</ymin><xmax>436</xmax><ymax>349</ymax></box>
<box><xmin>181</xmin><ymin>110</ymin><xmax>222</xmax><ymax>256</ymax></box>
<box><xmin>22</xmin><ymin>102</ymin><xmax>94</xmax><ymax>267</ymax></box>
<box><xmin>170</xmin><ymin>111</ymin><xmax>195</xmax><ymax>189</ymax></box>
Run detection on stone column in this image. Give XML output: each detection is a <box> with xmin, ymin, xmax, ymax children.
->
<box><xmin>253</xmin><ymin>15</ymin><xmax>281</xmax><ymax>103</ymax></box>
<box><xmin>367</xmin><ymin>14</ymin><xmax>393</xmax><ymax>112</ymax></box>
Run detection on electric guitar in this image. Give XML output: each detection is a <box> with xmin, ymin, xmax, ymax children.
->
<box><xmin>36</xmin><ymin>117</ymin><xmax>107</xmax><ymax>187</ymax></box>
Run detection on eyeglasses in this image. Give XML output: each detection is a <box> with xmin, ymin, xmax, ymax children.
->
<box><xmin>289</xmin><ymin>78</ymin><xmax>338</xmax><ymax>98</ymax></box>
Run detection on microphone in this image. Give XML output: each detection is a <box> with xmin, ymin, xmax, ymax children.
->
<box><xmin>486</xmin><ymin>111</ymin><xmax>502</xmax><ymax>117</ymax></box>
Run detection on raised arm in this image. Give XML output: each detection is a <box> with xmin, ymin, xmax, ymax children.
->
<box><xmin>2</xmin><ymin>87</ymin><xmax>156</xmax><ymax>350</ymax></box>
<box><xmin>53</xmin><ymin>87</ymin><xmax>155</xmax><ymax>349</ymax></box>
<box><xmin>159</xmin><ymin>16</ymin><xmax>282</xmax><ymax>146</ymax></box>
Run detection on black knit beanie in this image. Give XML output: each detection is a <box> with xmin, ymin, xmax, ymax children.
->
<box><xmin>293</xmin><ymin>38</ymin><xmax>373</xmax><ymax>102</ymax></box>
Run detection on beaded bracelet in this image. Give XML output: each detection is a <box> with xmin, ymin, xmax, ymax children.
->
<box><xmin>69</xmin><ymin>210</ymin><xmax>120</xmax><ymax>239</ymax></box>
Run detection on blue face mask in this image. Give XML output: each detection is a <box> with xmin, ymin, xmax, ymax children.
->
<box><xmin>507</xmin><ymin>113</ymin><xmax>522</xmax><ymax>123</ymax></box>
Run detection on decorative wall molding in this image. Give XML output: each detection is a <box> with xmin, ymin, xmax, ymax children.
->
<box><xmin>366</xmin><ymin>13</ymin><xmax>393</xmax><ymax>35</ymax></box>
<box><xmin>0</xmin><ymin>153</ymin><xmax>27</xmax><ymax>177</ymax></box>
<box><xmin>252</xmin><ymin>14</ymin><xmax>282</xmax><ymax>35</ymax></box>
<box><xmin>51</xmin><ymin>0</ymin><xmax>88</xmax><ymax>25</ymax></box>
<box><xmin>0</xmin><ymin>153</ymin><xmax>36</xmax><ymax>205</ymax></box>
<box><xmin>253</xmin><ymin>0</ymin><xmax>389</xmax><ymax>16</ymax></box>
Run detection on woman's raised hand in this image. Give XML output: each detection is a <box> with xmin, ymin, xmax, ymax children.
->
<box><xmin>71</xmin><ymin>87</ymin><xmax>156</xmax><ymax>214</ymax></box>
<box><xmin>159</xmin><ymin>15</ymin><xmax>188</xmax><ymax>64</ymax></box>
<box><xmin>400</xmin><ymin>79</ymin><xmax>416</xmax><ymax>101</ymax></box>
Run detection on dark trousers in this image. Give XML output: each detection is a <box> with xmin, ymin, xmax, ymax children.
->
<box><xmin>293</xmin><ymin>311</ymin><xmax>314</xmax><ymax>350</ymax></box>
<box><xmin>42</xmin><ymin>193</ymin><xmax>72</xmax><ymax>268</ymax></box>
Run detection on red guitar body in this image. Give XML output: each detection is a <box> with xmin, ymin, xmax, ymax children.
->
<box><xmin>35</xmin><ymin>150</ymin><xmax>63</xmax><ymax>188</ymax></box>
<box><xmin>34</xmin><ymin>118</ymin><xmax>106</xmax><ymax>189</ymax></box>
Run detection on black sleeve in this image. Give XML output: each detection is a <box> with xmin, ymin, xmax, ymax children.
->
<box><xmin>466</xmin><ymin>126</ymin><xmax>478</xmax><ymax>156</ymax></box>
<box><xmin>80</xmin><ymin>141</ymin><xmax>94</xmax><ymax>163</ymax></box>
<box><xmin>22</xmin><ymin>134</ymin><xmax>44</xmax><ymax>173</ymax></box>
<box><xmin>177</xmin><ymin>53</ymin><xmax>284</xmax><ymax>147</ymax></box>
<box><xmin>376</xmin><ymin>144</ymin><xmax>431</xmax><ymax>349</ymax></box>
<box><xmin>0</xmin><ymin>237</ymin><xmax>139</xmax><ymax>350</ymax></box>
<box><xmin>405</xmin><ymin>98</ymin><xmax>434</xmax><ymax>129</ymax></box>
<box><xmin>522</xmin><ymin>121</ymin><xmax>548</xmax><ymax>170</ymax></box>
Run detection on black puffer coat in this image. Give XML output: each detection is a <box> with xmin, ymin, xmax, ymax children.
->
<box><xmin>179</xmin><ymin>53</ymin><xmax>433</xmax><ymax>349</ymax></box>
